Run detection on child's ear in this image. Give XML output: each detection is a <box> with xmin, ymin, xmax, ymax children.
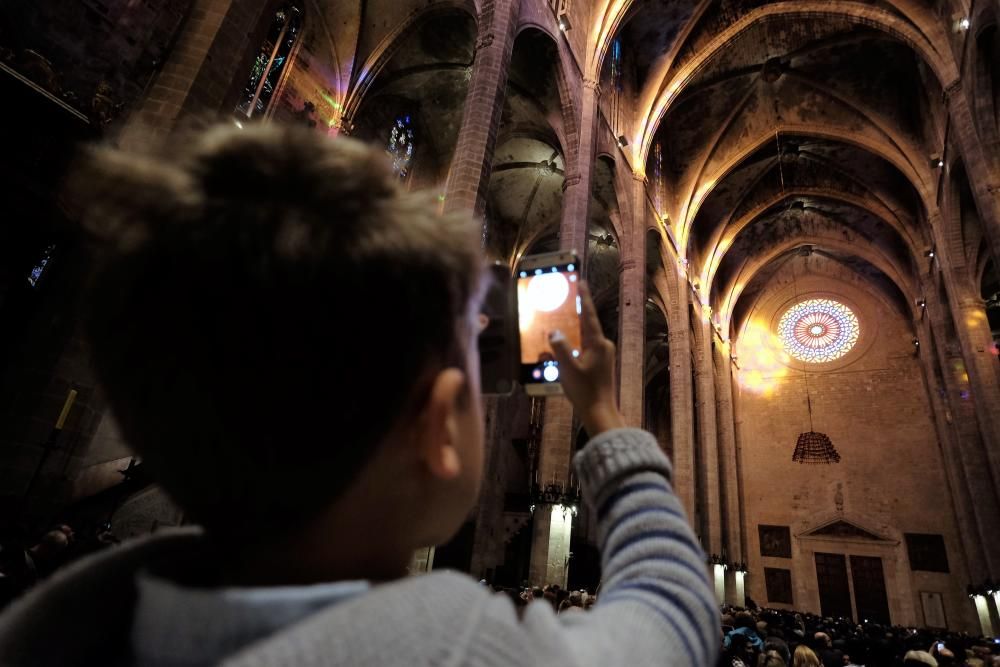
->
<box><xmin>418</xmin><ymin>367</ymin><xmax>467</xmax><ymax>480</ymax></box>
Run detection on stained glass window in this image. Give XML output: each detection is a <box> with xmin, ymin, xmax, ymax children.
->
<box><xmin>235</xmin><ymin>4</ymin><xmax>302</xmax><ymax>118</ymax></box>
<box><xmin>778</xmin><ymin>298</ymin><xmax>860</xmax><ymax>363</ymax></box>
<box><xmin>388</xmin><ymin>115</ymin><xmax>415</xmax><ymax>178</ymax></box>
<box><xmin>611</xmin><ymin>39</ymin><xmax>623</xmax><ymax>93</ymax></box>
<box><xmin>27</xmin><ymin>244</ymin><xmax>55</xmax><ymax>288</ymax></box>
<box><xmin>653</xmin><ymin>142</ymin><xmax>664</xmax><ymax>216</ymax></box>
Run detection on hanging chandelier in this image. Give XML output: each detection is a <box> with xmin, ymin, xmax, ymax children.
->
<box><xmin>775</xmin><ymin>137</ymin><xmax>841</xmax><ymax>465</ymax></box>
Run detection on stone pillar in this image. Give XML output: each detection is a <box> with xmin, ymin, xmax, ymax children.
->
<box><xmin>443</xmin><ymin>0</ymin><xmax>522</xmax><ymax>219</ymax></box>
<box><xmin>946</xmin><ymin>82</ymin><xmax>1000</xmax><ymax>274</ymax></box>
<box><xmin>668</xmin><ymin>276</ymin><xmax>697</xmax><ymax>522</ymax></box>
<box><xmin>529</xmin><ymin>396</ymin><xmax>574</xmax><ymax>586</ymax></box>
<box><xmin>914</xmin><ymin>298</ymin><xmax>990</xmax><ymax>585</ymax></box>
<box><xmin>559</xmin><ymin>79</ymin><xmax>601</xmax><ymax>259</ymax></box>
<box><xmin>694</xmin><ymin>316</ymin><xmax>722</xmax><ymax>556</ymax></box>
<box><xmin>715</xmin><ymin>340</ymin><xmax>743</xmax><ymax>603</ymax></box>
<box><xmin>974</xmin><ymin>595</ymin><xmax>995</xmax><ymax>637</ymax></box>
<box><xmin>954</xmin><ymin>297</ymin><xmax>1000</xmax><ymax>491</ymax></box>
<box><xmin>119</xmin><ymin>0</ymin><xmax>267</xmax><ymax>145</ymax></box>
<box><xmin>617</xmin><ymin>172</ymin><xmax>647</xmax><ymax>426</ymax></box>
<box><xmin>526</xmin><ymin>66</ymin><xmax>601</xmax><ymax>587</ymax></box>
<box><xmin>408</xmin><ymin>547</ymin><xmax>435</xmax><ymax>574</ymax></box>
<box><xmin>924</xmin><ymin>280</ymin><xmax>1000</xmax><ymax>577</ymax></box>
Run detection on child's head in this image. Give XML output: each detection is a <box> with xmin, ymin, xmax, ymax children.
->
<box><xmin>78</xmin><ymin>125</ymin><xmax>486</xmax><ymax>556</ymax></box>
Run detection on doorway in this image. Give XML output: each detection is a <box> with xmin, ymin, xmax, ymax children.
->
<box><xmin>850</xmin><ymin>555</ymin><xmax>891</xmax><ymax>624</ymax></box>
<box><xmin>815</xmin><ymin>552</ymin><xmax>853</xmax><ymax>620</ymax></box>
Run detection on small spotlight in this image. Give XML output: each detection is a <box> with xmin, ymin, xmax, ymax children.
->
<box><xmin>234</xmin><ymin>120</ymin><xmax>244</xmax><ymax>130</ymax></box>
<box><xmin>957</xmin><ymin>17</ymin><xmax>971</xmax><ymax>31</ymax></box>
<box><xmin>617</xmin><ymin>135</ymin><xmax>629</xmax><ymax>148</ymax></box>
<box><xmin>925</xmin><ymin>249</ymin><xmax>936</xmax><ymax>258</ymax></box>
<box><xmin>913</xmin><ymin>338</ymin><xmax>921</xmax><ymax>347</ymax></box>
<box><xmin>918</xmin><ymin>299</ymin><xmax>927</xmax><ymax>308</ymax></box>
<box><xmin>930</xmin><ymin>155</ymin><xmax>944</xmax><ymax>169</ymax></box>
<box><xmin>558</xmin><ymin>11</ymin><xmax>572</xmax><ymax>31</ymax></box>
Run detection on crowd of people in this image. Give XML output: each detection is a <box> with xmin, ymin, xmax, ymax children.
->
<box><xmin>717</xmin><ymin>605</ymin><xmax>999</xmax><ymax>667</ymax></box>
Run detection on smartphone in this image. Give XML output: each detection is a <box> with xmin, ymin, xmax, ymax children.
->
<box><xmin>479</xmin><ymin>262</ymin><xmax>517</xmax><ymax>395</ymax></box>
<box><xmin>936</xmin><ymin>642</ymin><xmax>945</xmax><ymax>651</ymax></box>
<box><xmin>516</xmin><ymin>251</ymin><xmax>582</xmax><ymax>396</ymax></box>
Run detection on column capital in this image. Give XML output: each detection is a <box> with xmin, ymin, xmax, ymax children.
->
<box><xmin>562</xmin><ymin>173</ymin><xmax>583</xmax><ymax>190</ymax></box>
<box><xmin>583</xmin><ymin>77</ymin><xmax>602</xmax><ymax>97</ymax></box>
<box><xmin>476</xmin><ymin>33</ymin><xmax>495</xmax><ymax>50</ymax></box>
<box><xmin>944</xmin><ymin>78</ymin><xmax>963</xmax><ymax>102</ymax></box>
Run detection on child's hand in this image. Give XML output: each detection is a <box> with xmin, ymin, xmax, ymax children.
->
<box><xmin>549</xmin><ymin>282</ymin><xmax>626</xmax><ymax>436</ymax></box>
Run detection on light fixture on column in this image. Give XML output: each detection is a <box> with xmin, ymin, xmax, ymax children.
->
<box><xmin>953</xmin><ymin>14</ymin><xmax>971</xmax><ymax>32</ymax></box>
<box><xmin>925</xmin><ymin>248</ymin><xmax>936</xmax><ymax>259</ymax></box>
<box><xmin>930</xmin><ymin>154</ymin><xmax>945</xmax><ymax>169</ymax></box>
<box><xmin>617</xmin><ymin>135</ymin><xmax>629</xmax><ymax>148</ymax></box>
<box><xmin>558</xmin><ymin>11</ymin><xmax>572</xmax><ymax>32</ymax></box>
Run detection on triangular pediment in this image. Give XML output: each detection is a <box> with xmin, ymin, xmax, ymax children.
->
<box><xmin>799</xmin><ymin>519</ymin><xmax>894</xmax><ymax>543</ymax></box>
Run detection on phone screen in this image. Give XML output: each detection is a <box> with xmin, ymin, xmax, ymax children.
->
<box><xmin>517</xmin><ymin>259</ymin><xmax>582</xmax><ymax>387</ymax></box>
<box><xmin>479</xmin><ymin>263</ymin><xmax>516</xmax><ymax>395</ymax></box>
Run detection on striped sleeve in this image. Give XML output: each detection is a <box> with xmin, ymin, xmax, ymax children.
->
<box><xmin>562</xmin><ymin>428</ymin><xmax>720</xmax><ymax>666</ymax></box>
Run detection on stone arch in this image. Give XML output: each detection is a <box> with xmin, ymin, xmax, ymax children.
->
<box><xmin>702</xmin><ymin>189</ymin><xmax>925</xmax><ymax>295</ymax></box>
<box><xmin>635</xmin><ymin>2</ymin><xmax>960</xmax><ymax>168</ymax></box>
<box><xmin>681</xmin><ymin>126</ymin><xmax>935</xmax><ymax>263</ymax></box>
<box><xmin>719</xmin><ymin>235</ymin><xmax>918</xmax><ymax>336</ymax></box>
<box><xmin>342</xmin><ymin>1</ymin><xmax>478</xmax><ymax>122</ymax></box>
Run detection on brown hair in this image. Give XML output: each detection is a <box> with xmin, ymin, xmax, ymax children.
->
<box><xmin>76</xmin><ymin>125</ymin><xmax>482</xmax><ymax>540</ymax></box>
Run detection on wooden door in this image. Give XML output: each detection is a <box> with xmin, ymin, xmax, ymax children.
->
<box><xmin>850</xmin><ymin>555</ymin><xmax>891</xmax><ymax>625</ymax></box>
<box><xmin>815</xmin><ymin>552</ymin><xmax>853</xmax><ymax>620</ymax></box>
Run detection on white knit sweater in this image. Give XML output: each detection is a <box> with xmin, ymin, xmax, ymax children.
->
<box><xmin>0</xmin><ymin>428</ymin><xmax>719</xmax><ymax>666</ymax></box>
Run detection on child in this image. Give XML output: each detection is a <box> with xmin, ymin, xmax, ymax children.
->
<box><xmin>0</xmin><ymin>125</ymin><xmax>718</xmax><ymax>666</ymax></box>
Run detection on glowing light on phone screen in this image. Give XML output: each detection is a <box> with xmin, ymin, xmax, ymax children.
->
<box><xmin>526</xmin><ymin>272</ymin><xmax>570</xmax><ymax>313</ymax></box>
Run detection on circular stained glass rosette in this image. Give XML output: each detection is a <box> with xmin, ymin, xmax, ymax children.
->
<box><xmin>778</xmin><ymin>298</ymin><xmax>860</xmax><ymax>363</ymax></box>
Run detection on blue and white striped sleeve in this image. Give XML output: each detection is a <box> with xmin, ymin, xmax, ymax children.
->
<box><xmin>559</xmin><ymin>428</ymin><xmax>720</xmax><ymax>666</ymax></box>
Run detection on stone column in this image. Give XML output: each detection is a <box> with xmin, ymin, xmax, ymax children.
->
<box><xmin>954</xmin><ymin>296</ymin><xmax>1000</xmax><ymax>489</ymax></box>
<box><xmin>408</xmin><ymin>547</ymin><xmax>435</xmax><ymax>574</ymax></box>
<box><xmin>559</xmin><ymin>79</ymin><xmax>601</xmax><ymax>259</ymax></box>
<box><xmin>668</xmin><ymin>275</ymin><xmax>697</xmax><ymax>522</ymax></box>
<box><xmin>528</xmin><ymin>396</ymin><xmax>574</xmax><ymax>587</ymax></box>
<box><xmin>443</xmin><ymin>0</ymin><xmax>522</xmax><ymax>219</ymax></box>
<box><xmin>616</xmin><ymin>172</ymin><xmax>647</xmax><ymax>426</ymax></box>
<box><xmin>694</xmin><ymin>316</ymin><xmax>722</xmax><ymax>557</ymax></box>
<box><xmin>914</xmin><ymin>298</ymin><xmax>990</xmax><ymax>585</ymax></box>
<box><xmin>527</xmin><ymin>68</ymin><xmax>602</xmax><ymax>587</ymax></box>
<box><xmin>946</xmin><ymin>82</ymin><xmax>1000</xmax><ymax>274</ymax></box>
<box><xmin>119</xmin><ymin>0</ymin><xmax>267</xmax><ymax>145</ymax></box>
<box><xmin>924</xmin><ymin>279</ymin><xmax>1000</xmax><ymax>578</ymax></box>
<box><xmin>714</xmin><ymin>340</ymin><xmax>743</xmax><ymax>604</ymax></box>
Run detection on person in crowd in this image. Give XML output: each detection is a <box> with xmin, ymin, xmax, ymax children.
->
<box><xmin>0</xmin><ymin>124</ymin><xmax>718</xmax><ymax>666</ymax></box>
<box><xmin>726</xmin><ymin>611</ymin><xmax>766</xmax><ymax>653</ymax></box>
<box><xmin>758</xmin><ymin>649</ymin><xmax>787</xmax><ymax>667</ymax></box>
<box><xmin>903</xmin><ymin>650</ymin><xmax>937</xmax><ymax>666</ymax></box>
<box><xmin>793</xmin><ymin>645</ymin><xmax>822</xmax><ymax>667</ymax></box>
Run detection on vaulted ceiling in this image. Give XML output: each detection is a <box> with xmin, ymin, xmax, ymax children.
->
<box><xmin>600</xmin><ymin>0</ymin><xmax>977</xmax><ymax>336</ymax></box>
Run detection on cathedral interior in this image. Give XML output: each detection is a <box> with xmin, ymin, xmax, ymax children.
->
<box><xmin>2</xmin><ymin>0</ymin><xmax>1000</xmax><ymax>639</ymax></box>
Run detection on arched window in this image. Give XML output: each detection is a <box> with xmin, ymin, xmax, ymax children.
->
<box><xmin>388</xmin><ymin>115</ymin><xmax>415</xmax><ymax>178</ymax></box>
<box><xmin>236</xmin><ymin>4</ymin><xmax>302</xmax><ymax>119</ymax></box>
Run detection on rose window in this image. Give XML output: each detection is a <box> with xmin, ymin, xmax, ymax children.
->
<box><xmin>778</xmin><ymin>299</ymin><xmax>860</xmax><ymax>363</ymax></box>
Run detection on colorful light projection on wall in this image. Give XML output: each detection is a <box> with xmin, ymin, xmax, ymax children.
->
<box><xmin>777</xmin><ymin>299</ymin><xmax>859</xmax><ymax>363</ymax></box>
<box><xmin>735</xmin><ymin>319</ymin><xmax>791</xmax><ymax>396</ymax></box>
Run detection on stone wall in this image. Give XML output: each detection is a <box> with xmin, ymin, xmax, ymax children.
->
<box><xmin>735</xmin><ymin>255</ymin><xmax>976</xmax><ymax>631</ymax></box>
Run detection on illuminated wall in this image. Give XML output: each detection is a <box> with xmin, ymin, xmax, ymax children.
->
<box><xmin>733</xmin><ymin>256</ymin><xmax>975</xmax><ymax>631</ymax></box>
